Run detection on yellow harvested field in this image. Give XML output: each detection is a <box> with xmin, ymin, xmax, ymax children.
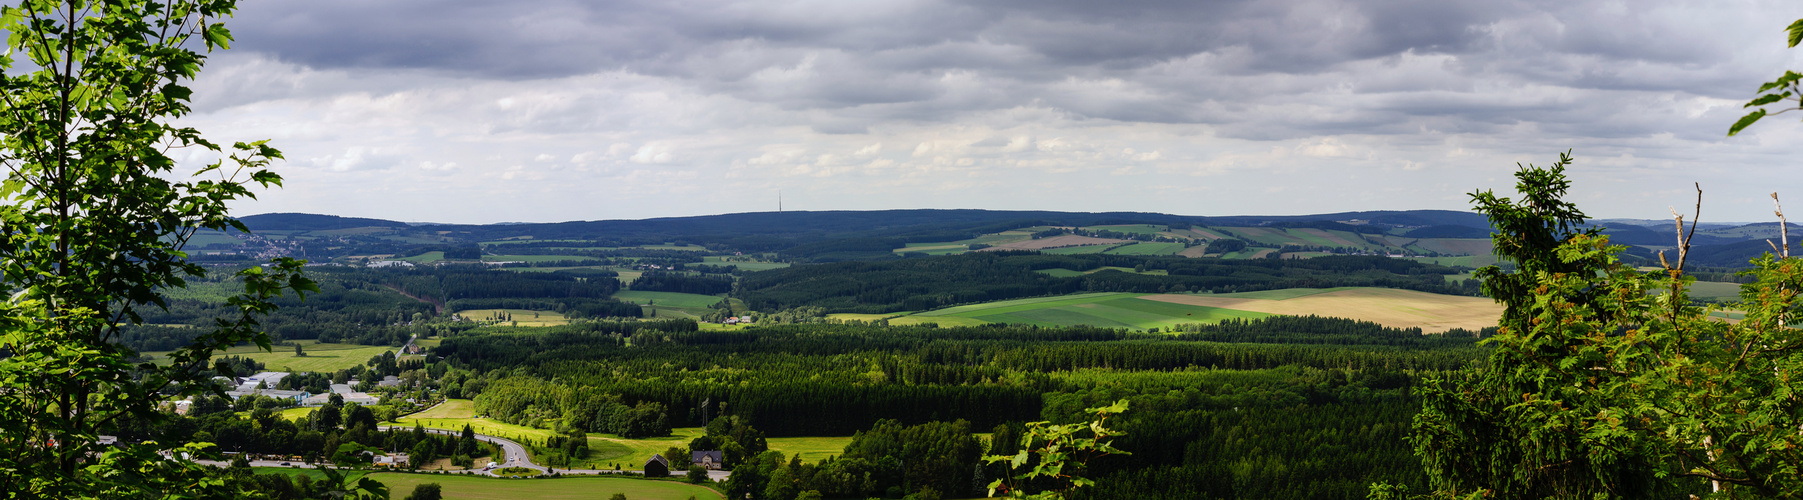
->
<box><xmin>985</xmin><ymin>234</ymin><xmax>1128</xmax><ymax>250</ymax></box>
<box><xmin>1177</xmin><ymin>245</ymin><xmax>1210</xmax><ymax>258</ymax></box>
<box><xmin>1141</xmin><ymin>287</ymin><xmax>1502</xmax><ymax>332</ymax></box>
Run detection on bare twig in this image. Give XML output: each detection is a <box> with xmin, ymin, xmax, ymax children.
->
<box><xmin>1775</xmin><ymin>193</ymin><xmax>1790</xmax><ymax>258</ymax></box>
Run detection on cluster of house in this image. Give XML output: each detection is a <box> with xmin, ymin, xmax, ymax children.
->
<box><xmin>205</xmin><ymin>371</ymin><xmax>397</xmax><ymax>409</ymax></box>
<box><xmin>720</xmin><ymin>316</ymin><xmax>755</xmax><ymax>325</ymax></box>
<box><xmin>642</xmin><ymin>450</ymin><xmax>724</xmax><ymax>475</ymax></box>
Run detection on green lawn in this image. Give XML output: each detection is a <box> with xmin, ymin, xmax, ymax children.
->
<box><xmin>1033</xmin><ymin>268</ymin><xmax>1087</xmax><ymax>277</ymax></box>
<box><xmin>143</xmin><ymin>340</ymin><xmax>392</xmax><ymax>373</ymax></box>
<box><xmin>612</xmin><ymin>291</ymin><xmax>723</xmax><ymax>308</ymax></box>
<box><xmin>368</xmin><ymin>473</ymin><xmax>724</xmax><ymax>500</ymax></box>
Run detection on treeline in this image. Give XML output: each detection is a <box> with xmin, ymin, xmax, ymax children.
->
<box><xmin>737</xmin><ymin>251</ymin><xmax>1471</xmax><ymax>313</ymax></box>
<box><xmin>433</xmin><ymin>322</ymin><xmax>1482</xmax><ymax>438</ymax></box>
<box><xmin>445</xmin><ymin>298</ymin><xmax>641</xmax><ymax>318</ymax></box>
<box><xmin>124</xmin><ymin>269</ymin><xmax>437</xmax><ymax>351</ymax></box>
<box><xmin>375</xmin><ymin>266</ymin><xmax>621</xmax><ymax>303</ymax></box>
<box><xmin>1057</xmin><ymin>367</ymin><xmax>1427</xmax><ymax>499</ymax></box>
<box><xmin>1166</xmin><ymin>315</ymin><xmax>1492</xmax><ymax>347</ymax></box>
<box><xmin>629</xmin><ymin>272</ymin><xmax>734</xmax><ymax>294</ymax></box>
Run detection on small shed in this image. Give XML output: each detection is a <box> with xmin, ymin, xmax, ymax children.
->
<box><xmin>644</xmin><ymin>454</ymin><xmax>671</xmax><ymax>477</ymax></box>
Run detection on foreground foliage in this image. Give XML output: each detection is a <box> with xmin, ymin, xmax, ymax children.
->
<box><xmin>1383</xmin><ymin>152</ymin><xmax>1803</xmax><ymax>499</ymax></box>
<box><xmin>0</xmin><ymin>1</ymin><xmax>335</xmax><ymax>498</ymax></box>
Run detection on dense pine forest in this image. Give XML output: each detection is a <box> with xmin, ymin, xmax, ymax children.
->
<box><xmin>424</xmin><ymin>319</ymin><xmax>1484</xmax><ymax>498</ymax></box>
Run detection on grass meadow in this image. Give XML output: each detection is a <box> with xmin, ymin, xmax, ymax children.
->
<box><xmin>906</xmin><ymin>292</ymin><xmax>1270</xmax><ymax>330</ymax></box>
<box><xmin>145</xmin><ymin>340</ymin><xmax>392</xmax><ymax>373</ymax></box>
<box><xmin>456</xmin><ymin>309</ymin><xmax>571</xmax><ymax>327</ymax></box>
<box><xmin>829</xmin><ymin>286</ymin><xmax>1501</xmax><ymax>332</ymax></box>
<box><xmin>612</xmin><ymin>291</ymin><xmax>724</xmax><ymax>308</ymax></box>
<box><xmin>396</xmin><ymin>400</ymin><xmax>851</xmax><ymax>468</ymax></box>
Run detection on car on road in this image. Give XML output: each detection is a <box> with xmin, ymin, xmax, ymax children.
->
<box><xmin>279</xmin><ymin>462</ymin><xmax>290</xmax><ymax>466</ymax></box>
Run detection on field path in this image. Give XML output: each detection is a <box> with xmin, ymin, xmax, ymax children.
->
<box><xmin>1143</xmin><ymin>288</ymin><xmax>1502</xmax><ymax>332</ymax></box>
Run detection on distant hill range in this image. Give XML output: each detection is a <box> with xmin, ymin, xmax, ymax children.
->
<box><xmin>241</xmin><ymin>213</ymin><xmax>410</xmax><ymax>231</ymax></box>
<box><xmin>228</xmin><ymin>209</ymin><xmax>1802</xmax><ymax>269</ymax></box>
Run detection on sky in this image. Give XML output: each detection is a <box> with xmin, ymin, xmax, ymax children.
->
<box><xmin>184</xmin><ymin>0</ymin><xmax>1803</xmax><ymax>224</ymax></box>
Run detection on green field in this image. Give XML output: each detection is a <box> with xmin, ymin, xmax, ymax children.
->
<box><xmin>905</xmin><ymin>292</ymin><xmax>1271</xmax><ymax>330</ymax></box>
<box><xmin>612</xmin><ymin>291</ymin><xmax>723</xmax><ymax>308</ymax></box>
<box><xmin>1198</xmin><ymin>287</ymin><xmax>1354</xmax><ymax>300</ymax></box>
<box><xmin>399</xmin><ymin>400</ymin><xmax>845</xmax><ymax>468</ymax></box>
<box><xmin>144</xmin><ymin>340</ymin><xmax>392</xmax><ymax>373</ymax></box>
<box><xmin>1103</xmin><ymin>242</ymin><xmax>1186</xmax><ymax>255</ymax></box>
<box><xmin>766</xmin><ymin>435</ymin><xmax>855</xmax><ymax>463</ymax></box>
<box><xmin>483</xmin><ymin>255</ymin><xmax>604</xmax><ymax>263</ymax></box>
<box><xmin>1032</xmin><ymin>266</ymin><xmax>1166</xmax><ymax>277</ymax></box>
<box><xmin>457</xmin><ymin>309</ymin><xmax>571</xmax><ymax>327</ymax></box>
<box><xmin>701</xmin><ymin>256</ymin><xmax>790</xmax><ymax>271</ymax></box>
<box><xmin>1083</xmin><ymin>224</ymin><xmax>1166</xmax><ymax>235</ymax></box>
<box><xmin>367</xmin><ymin>473</ymin><xmax>725</xmax><ymax>500</ymax></box>
<box><xmin>398</xmin><ymin>251</ymin><xmax>446</xmax><ymax>263</ymax></box>
<box><xmin>1039</xmin><ymin>245</ymin><xmax>1117</xmax><ymax>255</ymax></box>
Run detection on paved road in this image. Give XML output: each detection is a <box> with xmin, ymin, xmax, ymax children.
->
<box><xmin>379</xmin><ymin>426</ymin><xmax>731</xmax><ymax>481</ymax></box>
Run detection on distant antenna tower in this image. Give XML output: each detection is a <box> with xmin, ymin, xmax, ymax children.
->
<box><xmin>778</xmin><ymin>189</ymin><xmax>783</xmax><ymax>213</ymax></box>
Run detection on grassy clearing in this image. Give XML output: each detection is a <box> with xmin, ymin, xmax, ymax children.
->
<box><xmin>456</xmin><ymin>309</ymin><xmax>571</xmax><ymax>327</ymax></box>
<box><xmin>1083</xmin><ymin>224</ymin><xmax>1166</xmax><ymax>235</ymax></box>
<box><xmin>398</xmin><ymin>251</ymin><xmax>445</xmax><ymax>263</ymax></box>
<box><xmin>398</xmin><ymin>401</ymin><xmax>705</xmax><ymax>466</ymax></box>
<box><xmin>1143</xmin><ymin>287</ymin><xmax>1502</xmax><ymax>332</ymax></box>
<box><xmin>1039</xmin><ymin>245</ymin><xmax>1117</xmax><ymax>255</ymax></box>
<box><xmin>1103</xmin><ymin>242</ymin><xmax>1186</xmax><ymax>255</ymax></box>
<box><xmin>768</xmin><ymin>435</ymin><xmax>857</xmax><ymax>463</ymax></box>
<box><xmin>885</xmin><ymin>315</ymin><xmax>994</xmax><ymax>327</ymax></box>
<box><xmin>613</xmin><ymin>291</ymin><xmax>722</xmax><ymax>308</ymax></box>
<box><xmin>367</xmin><ymin>473</ymin><xmax>725</xmax><ymax>500</ymax></box>
<box><xmin>483</xmin><ymin>255</ymin><xmax>603</xmax><ymax>263</ymax></box>
<box><xmin>278</xmin><ymin>407</ymin><xmax>314</xmax><ymax>422</ymax></box>
<box><xmin>144</xmin><ymin>340</ymin><xmax>392</xmax><ymax>373</ymax></box>
<box><xmin>1686</xmin><ymin>281</ymin><xmax>1743</xmax><ymax>300</ymax></box>
<box><xmin>252</xmin><ymin>467</ymin><xmax>370</xmax><ymax>482</ymax></box>
<box><xmin>908</xmin><ymin>292</ymin><xmax>1270</xmax><ymax>330</ymax></box>
<box><xmin>1032</xmin><ymin>266</ymin><xmax>1166</xmax><ymax>277</ymax></box>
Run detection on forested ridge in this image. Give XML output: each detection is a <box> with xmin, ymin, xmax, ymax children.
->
<box><xmin>736</xmin><ymin>251</ymin><xmax>1477</xmax><ymax>313</ymax></box>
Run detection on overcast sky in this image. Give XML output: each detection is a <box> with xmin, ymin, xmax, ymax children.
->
<box><xmin>186</xmin><ymin>0</ymin><xmax>1803</xmax><ymax>224</ymax></box>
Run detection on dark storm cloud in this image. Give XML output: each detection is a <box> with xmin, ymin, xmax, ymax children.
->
<box><xmin>224</xmin><ymin>0</ymin><xmax>1784</xmax><ymax>141</ymax></box>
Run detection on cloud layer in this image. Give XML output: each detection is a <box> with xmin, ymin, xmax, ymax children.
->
<box><xmin>186</xmin><ymin>0</ymin><xmax>1803</xmax><ymax>223</ymax></box>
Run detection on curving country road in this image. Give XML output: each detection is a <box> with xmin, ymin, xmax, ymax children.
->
<box><xmin>378</xmin><ymin>426</ymin><xmax>731</xmax><ymax>481</ymax></box>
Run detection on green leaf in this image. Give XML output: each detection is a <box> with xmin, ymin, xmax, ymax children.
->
<box><xmin>1729</xmin><ymin>109</ymin><xmax>1767</xmax><ymax>136</ymax></box>
<box><xmin>1788</xmin><ymin>18</ymin><xmax>1803</xmax><ymax>47</ymax></box>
